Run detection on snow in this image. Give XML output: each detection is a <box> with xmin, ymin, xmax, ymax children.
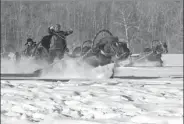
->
<box><xmin>119</xmin><ymin>54</ymin><xmax>183</xmax><ymax>67</ymax></box>
<box><xmin>162</xmin><ymin>54</ymin><xmax>183</xmax><ymax>67</ymax></box>
<box><xmin>1</xmin><ymin>75</ymin><xmax>183</xmax><ymax>124</ymax></box>
<box><xmin>1</xmin><ymin>56</ymin><xmax>114</xmax><ymax>79</ymax></box>
<box><xmin>1</xmin><ymin>54</ymin><xmax>183</xmax><ymax>124</ymax></box>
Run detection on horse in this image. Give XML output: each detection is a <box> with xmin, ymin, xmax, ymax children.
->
<box><xmin>134</xmin><ymin>40</ymin><xmax>169</xmax><ymax>66</ymax></box>
<box><xmin>112</xmin><ymin>41</ymin><xmax>131</xmax><ymax>61</ymax></box>
<box><xmin>81</xmin><ymin>35</ymin><xmax>130</xmax><ymax>67</ymax></box>
<box><xmin>68</xmin><ymin>30</ymin><xmax>130</xmax><ymax>67</ymax></box>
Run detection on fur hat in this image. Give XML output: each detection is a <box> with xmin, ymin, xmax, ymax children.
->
<box><xmin>25</xmin><ymin>38</ymin><xmax>36</xmax><ymax>45</ymax></box>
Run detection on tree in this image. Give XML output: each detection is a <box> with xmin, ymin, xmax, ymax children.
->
<box><xmin>113</xmin><ymin>1</ymin><xmax>141</xmax><ymax>53</ymax></box>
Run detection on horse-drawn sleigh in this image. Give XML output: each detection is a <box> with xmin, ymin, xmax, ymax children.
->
<box><xmin>1</xmin><ymin>25</ymin><xmax>168</xmax><ymax>77</ymax></box>
<box><xmin>14</xmin><ymin>28</ymin><xmax>131</xmax><ymax>66</ymax></box>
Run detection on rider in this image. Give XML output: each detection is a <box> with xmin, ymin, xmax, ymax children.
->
<box><xmin>49</xmin><ymin>24</ymin><xmax>73</xmax><ymax>59</ymax></box>
<box><xmin>152</xmin><ymin>40</ymin><xmax>166</xmax><ymax>54</ymax></box>
<box><xmin>40</xmin><ymin>26</ymin><xmax>55</xmax><ymax>53</ymax></box>
<box><xmin>24</xmin><ymin>38</ymin><xmax>36</xmax><ymax>56</ymax></box>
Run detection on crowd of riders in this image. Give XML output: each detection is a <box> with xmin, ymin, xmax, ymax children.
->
<box><xmin>2</xmin><ymin>22</ymin><xmax>168</xmax><ymax>66</ymax></box>
<box><xmin>23</xmin><ymin>24</ymin><xmax>73</xmax><ymax>58</ymax></box>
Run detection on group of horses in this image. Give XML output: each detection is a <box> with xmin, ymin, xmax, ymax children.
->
<box><xmin>1</xmin><ymin>29</ymin><xmax>168</xmax><ymax>68</ymax></box>
<box><xmin>67</xmin><ymin>30</ymin><xmax>132</xmax><ymax>67</ymax></box>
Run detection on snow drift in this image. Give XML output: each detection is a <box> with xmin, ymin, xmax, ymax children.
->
<box><xmin>1</xmin><ymin>55</ymin><xmax>114</xmax><ymax>79</ymax></box>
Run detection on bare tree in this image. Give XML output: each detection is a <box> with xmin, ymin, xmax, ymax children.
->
<box><xmin>113</xmin><ymin>1</ymin><xmax>141</xmax><ymax>53</ymax></box>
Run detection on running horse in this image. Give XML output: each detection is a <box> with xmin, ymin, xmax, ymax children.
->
<box><xmin>146</xmin><ymin>40</ymin><xmax>168</xmax><ymax>66</ymax></box>
<box><xmin>79</xmin><ymin>29</ymin><xmax>131</xmax><ymax>67</ymax></box>
<box><xmin>131</xmin><ymin>40</ymin><xmax>168</xmax><ymax>67</ymax></box>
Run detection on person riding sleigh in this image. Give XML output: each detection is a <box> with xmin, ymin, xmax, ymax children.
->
<box><xmin>23</xmin><ymin>38</ymin><xmax>37</xmax><ymax>56</ymax></box>
<box><xmin>40</xmin><ymin>24</ymin><xmax>73</xmax><ymax>62</ymax></box>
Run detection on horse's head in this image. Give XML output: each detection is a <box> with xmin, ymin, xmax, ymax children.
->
<box><xmin>114</xmin><ymin>41</ymin><xmax>131</xmax><ymax>60</ymax></box>
<box><xmin>152</xmin><ymin>40</ymin><xmax>168</xmax><ymax>54</ymax></box>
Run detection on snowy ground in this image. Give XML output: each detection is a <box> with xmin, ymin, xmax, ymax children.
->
<box><xmin>1</xmin><ymin>76</ymin><xmax>183</xmax><ymax>124</ymax></box>
<box><xmin>1</xmin><ymin>54</ymin><xmax>183</xmax><ymax>124</ymax></box>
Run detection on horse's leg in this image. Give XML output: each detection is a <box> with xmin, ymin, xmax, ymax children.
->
<box><xmin>159</xmin><ymin>54</ymin><xmax>164</xmax><ymax>67</ymax></box>
<box><xmin>160</xmin><ymin>59</ymin><xmax>164</xmax><ymax>67</ymax></box>
<box><xmin>154</xmin><ymin>53</ymin><xmax>163</xmax><ymax>67</ymax></box>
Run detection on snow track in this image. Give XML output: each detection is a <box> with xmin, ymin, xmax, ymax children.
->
<box><xmin>1</xmin><ymin>77</ymin><xmax>183</xmax><ymax>124</ymax></box>
<box><xmin>1</xmin><ymin>54</ymin><xmax>183</xmax><ymax>124</ymax></box>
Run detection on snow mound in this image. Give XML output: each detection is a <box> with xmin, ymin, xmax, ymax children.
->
<box><xmin>1</xmin><ymin>56</ymin><xmax>114</xmax><ymax>79</ymax></box>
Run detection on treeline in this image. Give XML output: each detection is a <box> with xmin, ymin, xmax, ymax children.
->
<box><xmin>1</xmin><ymin>0</ymin><xmax>183</xmax><ymax>53</ymax></box>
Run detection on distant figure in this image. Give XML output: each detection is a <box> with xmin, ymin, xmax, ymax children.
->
<box><xmin>8</xmin><ymin>52</ymin><xmax>16</xmax><ymax>61</ymax></box>
<box><xmin>1</xmin><ymin>44</ymin><xmax>16</xmax><ymax>59</ymax></box>
<box><xmin>23</xmin><ymin>38</ymin><xmax>36</xmax><ymax>56</ymax></box>
<box><xmin>141</xmin><ymin>40</ymin><xmax>168</xmax><ymax>67</ymax></box>
<box><xmin>15</xmin><ymin>52</ymin><xmax>21</xmax><ymax>63</ymax></box>
<box><xmin>152</xmin><ymin>40</ymin><xmax>168</xmax><ymax>54</ymax></box>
